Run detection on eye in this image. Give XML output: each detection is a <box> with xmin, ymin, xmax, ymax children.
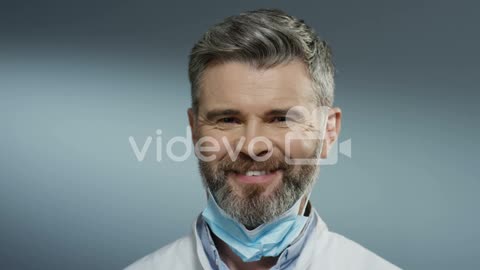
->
<box><xmin>218</xmin><ymin>117</ymin><xmax>240</xmax><ymax>124</ymax></box>
<box><xmin>272</xmin><ymin>116</ymin><xmax>288</xmax><ymax>122</ymax></box>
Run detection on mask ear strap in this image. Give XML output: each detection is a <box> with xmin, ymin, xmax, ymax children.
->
<box><xmin>299</xmin><ymin>191</ymin><xmax>312</xmax><ymax>216</ymax></box>
<box><xmin>206</xmin><ymin>188</ymin><xmax>216</xmax><ymax>202</ymax></box>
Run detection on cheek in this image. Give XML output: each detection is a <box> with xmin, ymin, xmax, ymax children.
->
<box><xmin>195</xmin><ymin>130</ymin><xmax>233</xmax><ymax>161</ymax></box>
<box><xmin>281</xmin><ymin>131</ymin><xmax>319</xmax><ymax>159</ymax></box>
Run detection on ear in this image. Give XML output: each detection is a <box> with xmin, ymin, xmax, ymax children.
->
<box><xmin>321</xmin><ymin>107</ymin><xmax>342</xmax><ymax>159</ymax></box>
<box><xmin>187</xmin><ymin>108</ymin><xmax>198</xmax><ymax>145</ymax></box>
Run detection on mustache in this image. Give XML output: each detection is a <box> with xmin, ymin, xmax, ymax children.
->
<box><xmin>217</xmin><ymin>154</ymin><xmax>289</xmax><ymax>175</ymax></box>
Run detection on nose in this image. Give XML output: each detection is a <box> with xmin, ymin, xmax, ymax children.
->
<box><xmin>237</xmin><ymin>120</ymin><xmax>273</xmax><ymax>160</ymax></box>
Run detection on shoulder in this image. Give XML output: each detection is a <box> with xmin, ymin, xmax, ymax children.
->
<box><xmin>304</xmin><ymin>211</ymin><xmax>401</xmax><ymax>269</ymax></box>
<box><xmin>311</xmin><ymin>230</ymin><xmax>401</xmax><ymax>269</ymax></box>
<box><xmin>124</xmin><ymin>235</ymin><xmax>201</xmax><ymax>270</ymax></box>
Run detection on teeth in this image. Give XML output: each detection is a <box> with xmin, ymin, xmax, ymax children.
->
<box><xmin>245</xmin><ymin>170</ymin><xmax>268</xmax><ymax>176</ymax></box>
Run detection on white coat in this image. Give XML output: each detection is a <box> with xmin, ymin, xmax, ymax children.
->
<box><xmin>125</xmin><ymin>209</ymin><xmax>401</xmax><ymax>270</ymax></box>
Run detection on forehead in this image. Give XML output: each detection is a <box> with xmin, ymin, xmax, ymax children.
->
<box><xmin>198</xmin><ymin>60</ymin><xmax>317</xmax><ymax>113</ymax></box>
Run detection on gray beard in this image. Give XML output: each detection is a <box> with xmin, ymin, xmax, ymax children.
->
<box><xmin>198</xmin><ymin>148</ymin><xmax>321</xmax><ymax>228</ymax></box>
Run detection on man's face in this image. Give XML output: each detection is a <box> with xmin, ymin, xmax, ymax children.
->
<box><xmin>189</xmin><ymin>59</ymin><xmax>333</xmax><ymax>228</ymax></box>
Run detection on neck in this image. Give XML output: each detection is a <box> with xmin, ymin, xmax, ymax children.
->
<box><xmin>212</xmin><ymin>232</ymin><xmax>279</xmax><ymax>270</ymax></box>
<box><xmin>212</xmin><ymin>197</ymin><xmax>311</xmax><ymax>270</ymax></box>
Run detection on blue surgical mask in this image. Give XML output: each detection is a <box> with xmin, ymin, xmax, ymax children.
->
<box><xmin>201</xmin><ymin>189</ymin><xmax>310</xmax><ymax>262</ymax></box>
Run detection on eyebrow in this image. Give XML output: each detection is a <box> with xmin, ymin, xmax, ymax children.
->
<box><xmin>205</xmin><ymin>107</ymin><xmax>303</xmax><ymax>120</ymax></box>
<box><xmin>205</xmin><ymin>109</ymin><xmax>241</xmax><ymax>120</ymax></box>
<box><xmin>266</xmin><ymin>108</ymin><xmax>305</xmax><ymax>119</ymax></box>
<box><xmin>265</xmin><ymin>108</ymin><xmax>291</xmax><ymax>116</ymax></box>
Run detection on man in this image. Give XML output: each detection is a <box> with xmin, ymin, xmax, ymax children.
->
<box><xmin>126</xmin><ymin>9</ymin><xmax>400</xmax><ymax>270</ymax></box>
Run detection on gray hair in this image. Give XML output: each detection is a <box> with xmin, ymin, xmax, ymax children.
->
<box><xmin>188</xmin><ymin>8</ymin><xmax>335</xmax><ymax>114</ymax></box>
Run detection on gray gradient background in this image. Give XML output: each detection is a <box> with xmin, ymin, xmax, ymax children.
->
<box><xmin>0</xmin><ymin>0</ymin><xmax>479</xmax><ymax>269</ymax></box>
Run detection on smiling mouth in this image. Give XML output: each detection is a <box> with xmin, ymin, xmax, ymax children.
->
<box><xmin>228</xmin><ymin>169</ymin><xmax>282</xmax><ymax>184</ymax></box>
